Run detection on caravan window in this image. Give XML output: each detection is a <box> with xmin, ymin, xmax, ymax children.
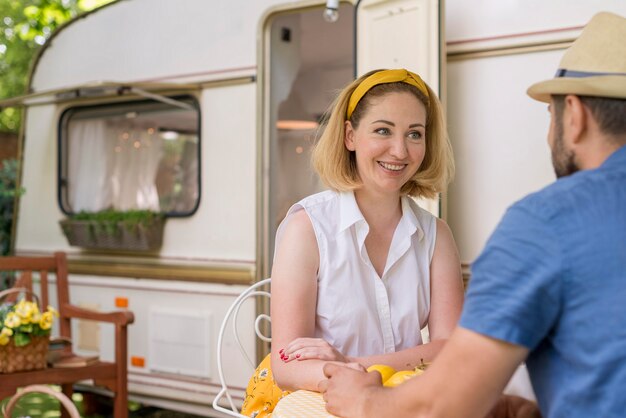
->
<box><xmin>58</xmin><ymin>96</ymin><xmax>200</xmax><ymax>216</ymax></box>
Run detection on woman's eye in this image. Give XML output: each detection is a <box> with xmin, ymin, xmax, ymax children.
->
<box><xmin>408</xmin><ymin>131</ymin><xmax>423</xmax><ymax>140</ymax></box>
<box><xmin>374</xmin><ymin>127</ymin><xmax>390</xmax><ymax>135</ymax></box>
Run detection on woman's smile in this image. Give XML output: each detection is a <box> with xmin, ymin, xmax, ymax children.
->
<box><xmin>378</xmin><ymin>161</ymin><xmax>408</xmax><ymax>172</ymax></box>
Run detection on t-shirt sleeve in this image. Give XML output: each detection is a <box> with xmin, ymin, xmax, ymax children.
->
<box><xmin>459</xmin><ymin>203</ymin><xmax>562</xmax><ymax>350</ymax></box>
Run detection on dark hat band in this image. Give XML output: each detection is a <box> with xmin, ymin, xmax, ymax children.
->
<box><xmin>555</xmin><ymin>68</ymin><xmax>626</xmax><ymax>78</ymax></box>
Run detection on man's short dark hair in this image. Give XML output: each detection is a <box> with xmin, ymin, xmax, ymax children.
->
<box><xmin>552</xmin><ymin>95</ymin><xmax>626</xmax><ymax>144</ymax></box>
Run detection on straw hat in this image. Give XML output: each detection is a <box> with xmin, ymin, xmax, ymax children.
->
<box><xmin>527</xmin><ymin>12</ymin><xmax>626</xmax><ymax>102</ymax></box>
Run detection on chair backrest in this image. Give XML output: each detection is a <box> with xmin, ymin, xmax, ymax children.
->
<box><xmin>0</xmin><ymin>252</ymin><xmax>71</xmax><ymax>339</ymax></box>
<box><xmin>213</xmin><ymin>278</ymin><xmax>271</xmax><ymax>418</ymax></box>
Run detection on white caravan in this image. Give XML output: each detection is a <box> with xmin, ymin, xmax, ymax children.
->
<box><xmin>2</xmin><ymin>0</ymin><xmax>624</xmax><ymax>415</ymax></box>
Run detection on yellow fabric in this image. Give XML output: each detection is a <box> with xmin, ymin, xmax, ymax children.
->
<box><xmin>241</xmin><ymin>354</ymin><xmax>290</xmax><ymax>418</ymax></box>
<box><xmin>347</xmin><ymin>69</ymin><xmax>429</xmax><ymax>118</ymax></box>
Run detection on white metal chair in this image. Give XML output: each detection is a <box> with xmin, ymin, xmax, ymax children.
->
<box><xmin>213</xmin><ymin>278</ymin><xmax>271</xmax><ymax>417</ymax></box>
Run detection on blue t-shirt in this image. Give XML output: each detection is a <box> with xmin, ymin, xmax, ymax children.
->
<box><xmin>460</xmin><ymin>145</ymin><xmax>626</xmax><ymax>418</ymax></box>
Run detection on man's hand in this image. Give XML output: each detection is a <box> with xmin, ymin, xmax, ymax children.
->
<box><xmin>484</xmin><ymin>395</ymin><xmax>542</xmax><ymax>418</ymax></box>
<box><xmin>318</xmin><ymin>362</ymin><xmax>383</xmax><ymax>418</ymax></box>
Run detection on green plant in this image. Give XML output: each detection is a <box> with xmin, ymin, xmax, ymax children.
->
<box><xmin>69</xmin><ymin>209</ymin><xmax>164</xmax><ymax>233</ymax></box>
<box><xmin>0</xmin><ymin>158</ymin><xmax>25</xmax><ymax>256</ymax></box>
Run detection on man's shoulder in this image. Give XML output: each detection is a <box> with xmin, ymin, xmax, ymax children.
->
<box><xmin>510</xmin><ymin>178</ymin><xmax>575</xmax><ymax>221</ymax></box>
<box><xmin>510</xmin><ymin>167</ymin><xmax>615</xmax><ymax>221</ymax></box>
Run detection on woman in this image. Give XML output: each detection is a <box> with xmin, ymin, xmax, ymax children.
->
<box><xmin>242</xmin><ymin>68</ymin><xmax>463</xmax><ymax>417</ymax></box>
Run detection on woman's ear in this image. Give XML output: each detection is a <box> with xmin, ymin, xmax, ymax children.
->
<box><xmin>344</xmin><ymin>121</ymin><xmax>356</xmax><ymax>151</ymax></box>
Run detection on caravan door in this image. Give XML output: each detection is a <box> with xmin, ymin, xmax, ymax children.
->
<box><xmin>261</xmin><ymin>3</ymin><xmax>355</xmax><ymax>279</ymax></box>
<box><xmin>261</xmin><ymin>0</ymin><xmax>443</xmax><ymax>279</ymax></box>
<box><xmin>356</xmin><ymin>0</ymin><xmax>443</xmax><ymax>215</ymax></box>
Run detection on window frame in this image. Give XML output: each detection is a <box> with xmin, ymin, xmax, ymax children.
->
<box><xmin>57</xmin><ymin>94</ymin><xmax>202</xmax><ymax>218</ymax></box>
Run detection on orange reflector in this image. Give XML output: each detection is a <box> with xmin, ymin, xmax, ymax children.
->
<box><xmin>131</xmin><ymin>356</ymin><xmax>145</xmax><ymax>368</ymax></box>
<box><xmin>115</xmin><ymin>297</ymin><xmax>129</xmax><ymax>308</ymax></box>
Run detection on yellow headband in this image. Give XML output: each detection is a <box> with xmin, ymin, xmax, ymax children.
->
<box><xmin>346</xmin><ymin>69</ymin><xmax>430</xmax><ymax>119</ymax></box>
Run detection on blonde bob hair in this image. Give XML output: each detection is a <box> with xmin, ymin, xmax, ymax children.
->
<box><xmin>312</xmin><ymin>69</ymin><xmax>454</xmax><ymax>199</ymax></box>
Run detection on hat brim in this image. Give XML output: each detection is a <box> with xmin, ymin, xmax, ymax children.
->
<box><xmin>527</xmin><ymin>75</ymin><xmax>626</xmax><ymax>103</ymax></box>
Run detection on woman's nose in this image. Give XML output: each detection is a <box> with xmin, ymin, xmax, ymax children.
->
<box><xmin>389</xmin><ymin>136</ymin><xmax>408</xmax><ymax>159</ymax></box>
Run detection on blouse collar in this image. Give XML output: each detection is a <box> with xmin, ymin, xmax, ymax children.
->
<box><xmin>338</xmin><ymin>191</ymin><xmax>425</xmax><ymax>242</ymax></box>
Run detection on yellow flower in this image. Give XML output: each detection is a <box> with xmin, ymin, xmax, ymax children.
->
<box><xmin>0</xmin><ymin>328</ymin><xmax>12</xmax><ymax>345</ymax></box>
<box><xmin>47</xmin><ymin>305</ymin><xmax>60</xmax><ymax>317</ymax></box>
<box><xmin>39</xmin><ymin>311</ymin><xmax>54</xmax><ymax>330</ymax></box>
<box><xmin>30</xmin><ymin>310</ymin><xmax>42</xmax><ymax>324</ymax></box>
<box><xmin>4</xmin><ymin>312</ymin><xmax>21</xmax><ymax>328</ymax></box>
<box><xmin>15</xmin><ymin>299</ymin><xmax>37</xmax><ymax>321</ymax></box>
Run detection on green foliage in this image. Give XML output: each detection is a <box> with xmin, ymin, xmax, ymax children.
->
<box><xmin>0</xmin><ymin>158</ymin><xmax>24</xmax><ymax>197</ymax></box>
<box><xmin>71</xmin><ymin>209</ymin><xmax>165</xmax><ymax>226</ymax></box>
<box><xmin>0</xmin><ymin>159</ymin><xmax>25</xmax><ymax>256</ymax></box>
<box><xmin>0</xmin><ymin>0</ymin><xmax>113</xmax><ymax>254</ymax></box>
<box><xmin>0</xmin><ymin>0</ymin><xmax>115</xmax><ymax>133</ymax></box>
<box><xmin>68</xmin><ymin>209</ymin><xmax>164</xmax><ymax>236</ymax></box>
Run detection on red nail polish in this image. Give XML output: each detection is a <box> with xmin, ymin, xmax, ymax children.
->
<box><xmin>279</xmin><ymin>349</ymin><xmax>284</xmax><ymax>354</ymax></box>
<box><xmin>296</xmin><ymin>354</ymin><xmax>301</xmax><ymax>359</ymax></box>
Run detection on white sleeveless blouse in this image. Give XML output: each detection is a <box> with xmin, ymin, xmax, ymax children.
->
<box><xmin>275</xmin><ymin>190</ymin><xmax>437</xmax><ymax>357</ymax></box>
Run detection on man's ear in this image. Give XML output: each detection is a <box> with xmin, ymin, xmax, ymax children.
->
<box><xmin>563</xmin><ymin>95</ymin><xmax>588</xmax><ymax>145</ymax></box>
<box><xmin>344</xmin><ymin>121</ymin><xmax>356</xmax><ymax>151</ymax></box>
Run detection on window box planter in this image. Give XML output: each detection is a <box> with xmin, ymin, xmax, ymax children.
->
<box><xmin>59</xmin><ymin>211</ymin><xmax>165</xmax><ymax>252</ymax></box>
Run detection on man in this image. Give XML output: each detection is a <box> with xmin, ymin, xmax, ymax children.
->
<box><xmin>319</xmin><ymin>11</ymin><xmax>626</xmax><ymax>418</ymax></box>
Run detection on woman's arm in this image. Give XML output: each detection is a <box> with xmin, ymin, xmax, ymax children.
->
<box><xmin>270</xmin><ymin>209</ymin><xmax>330</xmax><ymax>391</ymax></box>
<box><xmin>427</xmin><ymin>218</ymin><xmax>464</xmax><ymax>341</ymax></box>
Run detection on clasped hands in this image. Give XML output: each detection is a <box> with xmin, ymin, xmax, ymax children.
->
<box><xmin>317</xmin><ymin>363</ymin><xmax>543</xmax><ymax>418</ymax></box>
<box><xmin>280</xmin><ymin>338</ymin><xmax>542</xmax><ymax>418</ymax></box>
<box><xmin>280</xmin><ymin>337</ymin><xmax>384</xmax><ymax>417</ymax></box>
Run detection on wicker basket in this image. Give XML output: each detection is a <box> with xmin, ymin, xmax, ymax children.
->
<box><xmin>0</xmin><ymin>288</ymin><xmax>49</xmax><ymax>374</ymax></box>
<box><xmin>59</xmin><ymin>218</ymin><xmax>165</xmax><ymax>251</ymax></box>
<box><xmin>0</xmin><ymin>335</ymin><xmax>49</xmax><ymax>373</ymax></box>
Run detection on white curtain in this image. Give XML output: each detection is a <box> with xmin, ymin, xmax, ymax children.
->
<box><xmin>68</xmin><ymin>120</ymin><xmax>163</xmax><ymax>212</ymax></box>
<box><xmin>110</xmin><ymin>128</ymin><xmax>162</xmax><ymax>211</ymax></box>
<box><xmin>68</xmin><ymin>120</ymin><xmax>114</xmax><ymax>212</ymax></box>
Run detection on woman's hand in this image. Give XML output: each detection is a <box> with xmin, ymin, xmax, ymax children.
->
<box><xmin>280</xmin><ymin>338</ymin><xmax>352</xmax><ymax>363</ymax></box>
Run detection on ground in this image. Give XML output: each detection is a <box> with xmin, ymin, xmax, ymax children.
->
<box><xmin>0</xmin><ymin>389</ymin><xmax>205</xmax><ymax>418</ymax></box>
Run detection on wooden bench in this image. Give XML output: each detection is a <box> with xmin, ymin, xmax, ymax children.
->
<box><xmin>0</xmin><ymin>252</ymin><xmax>134</xmax><ymax>418</ymax></box>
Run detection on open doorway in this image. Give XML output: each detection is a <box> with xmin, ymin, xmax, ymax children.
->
<box><xmin>264</xmin><ymin>3</ymin><xmax>355</xmax><ymax>275</ymax></box>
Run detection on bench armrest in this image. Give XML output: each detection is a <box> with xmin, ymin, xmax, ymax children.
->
<box><xmin>62</xmin><ymin>304</ymin><xmax>134</xmax><ymax>326</ymax></box>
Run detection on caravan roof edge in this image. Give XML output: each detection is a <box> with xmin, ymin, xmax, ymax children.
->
<box><xmin>0</xmin><ymin>80</ymin><xmax>202</xmax><ymax>109</ymax></box>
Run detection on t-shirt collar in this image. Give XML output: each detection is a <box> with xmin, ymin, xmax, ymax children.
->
<box><xmin>602</xmin><ymin>144</ymin><xmax>626</xmax><ymax>169</ymax></box>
